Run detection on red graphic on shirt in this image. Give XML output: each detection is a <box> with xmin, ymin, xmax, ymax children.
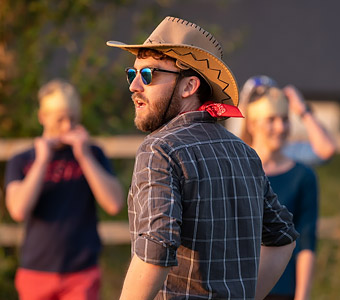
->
<box><xmin>23</xmin><ymin>160</ymin><xmax>83</xmax><ymax>183</ymax></box>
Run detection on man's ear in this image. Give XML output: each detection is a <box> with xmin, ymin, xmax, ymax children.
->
<box><xmin>181</xmin><ymin>76</ymin><xmax>201</xmax><ymax>98</ymax></box>
<box><xmin>37</xmin><ymin>109</ymin><xmax>46</xmax><ymax>126</ymax></box>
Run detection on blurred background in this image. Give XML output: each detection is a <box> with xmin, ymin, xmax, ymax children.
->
<box><xmin>1</xmin><ymin>0</ymin><xmax>339</xmax><ymax>299</ymax></box>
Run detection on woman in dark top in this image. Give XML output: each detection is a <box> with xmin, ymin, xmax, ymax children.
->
<box><xmin>240</xmin><ymin>86</ymin><xmax>318</xmax><ymax>300</ymax></box>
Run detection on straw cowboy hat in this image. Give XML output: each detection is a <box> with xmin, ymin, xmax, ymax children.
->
<box><xmin>106</xmin><ymin>16</ymin><xmax>239</xmax><ymax>107</ymax></box>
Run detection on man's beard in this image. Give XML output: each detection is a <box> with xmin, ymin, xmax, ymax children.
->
<box><xmin>133</xmin><ymin>86</ymin><xmax>181</xmax><ymax>132</ymax></box>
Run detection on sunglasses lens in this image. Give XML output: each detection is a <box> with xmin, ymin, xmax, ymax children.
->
<box><xmin>126</xmin><ymin>68</ymin><xmax>137</xmax><ymax>85</ymax></box>
<box><xmin>140</xmin><ymin>68</ymin><xmax>152</xmax><ymax>85</ymax></box>
<box><xmin>253</xmin><ymin>76</ymin><xmax>277</xmax><ymax>87</ymax></box>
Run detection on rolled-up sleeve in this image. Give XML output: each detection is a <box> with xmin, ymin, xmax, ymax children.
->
<box><xmin>129</xmin><ymin>140</ymin><xmax>182</xmax><ymax>266</ymax></box>
<box><xmin>262</xmin><ymin>178</ymin><xmax>300</xmax><ymax>246</ymax></box>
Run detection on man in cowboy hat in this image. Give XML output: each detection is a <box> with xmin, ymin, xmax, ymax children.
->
<box><xmin>107</xmin><ymin>16</ymin><xmax>298</xmax><ymax>300</ymax></box>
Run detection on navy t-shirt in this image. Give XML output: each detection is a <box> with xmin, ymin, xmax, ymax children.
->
<box><xmin>268</xmin><ymin>162</ymin><xmax>318</xmax><ymax>296</ymax></box>
<box><xmin>5</xmin><ymin>145</ymin><xmax>114</xmax><ymax>273</ymax></box>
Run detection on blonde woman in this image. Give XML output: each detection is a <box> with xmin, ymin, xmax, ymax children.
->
<box><xmin>237</xmin><ymin>76</ymin><xmax>336</xmax><ymax>166</ymax></box>
<box><xmin>240</xmin><ymin>86</ymin><xmax>318</xmax><ymax>300</ymax></box>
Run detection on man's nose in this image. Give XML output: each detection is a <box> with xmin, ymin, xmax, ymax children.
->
<box><xmin>129</xmin><ymin>73</ymin><xmax>145</xmax><ymax>93</ymax></box>
<box><xmin>275</xmin><ymin>118</ymin><xmax>287</xmax><ymax>132</ymax></box>
<box><xmin>61</xmin><ymin>118</ymin><xmax>73</xmax><ymax>131</ymax></box>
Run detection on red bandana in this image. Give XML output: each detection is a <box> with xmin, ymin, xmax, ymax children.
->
<box><xmin>198</xmin><ymin>101</ymin><xmax>244</xmax><ymax>118</ymax></box>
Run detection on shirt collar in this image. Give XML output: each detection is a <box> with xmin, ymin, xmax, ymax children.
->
<box><xmin>150</xmin><ymin>111</ymin><xmax>216</xmax><ymax>135</ymax></box>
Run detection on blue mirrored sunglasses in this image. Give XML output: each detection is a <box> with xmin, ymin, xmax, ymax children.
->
<box><xmin>125</xmin><ymin>67</ymin><xmax>180</xmax><ymax>85</ymax></box>
<box><xmin>251</xmin><ymin>75</ymin><xmax>277</xmax><ymax>88</ymax></box>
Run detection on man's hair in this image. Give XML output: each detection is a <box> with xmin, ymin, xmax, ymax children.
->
<box><xmin>137</xmin><ymin>49</ymin><xmax>211</xmax><ymax>103</ymax></box>
<box><xmin>137</xmin><ymin>48</ymin><xmax>172</xmax><ymax>61</ymax></box>
<box><xmin>38</xmin><ymin>78</ymin><xmax>80</xmax><ymax>105</ymax></box>
<box><xmin>38</xmin><ymin>78</ymin><xmax>81</xmax><ymax>115</ymax></box>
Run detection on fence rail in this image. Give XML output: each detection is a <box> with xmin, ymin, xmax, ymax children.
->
<box><xmin>1</xmin><ymin>136</ymin><xmax>339</xmax><ymax>246</ymax></box>
<box><xmin>1</xmin><ymin>134</ymin><xmax>339</xmax><ymax>162</ymax></box>
<box><xmin>0</xmin><ymin>136</ymin><xmax>146</xmax><ymax>161</ymax></box>
<box><xmin>0</xmin><ymin>217</ymin><xmax>339</xmax><ymax>246</ymax></box>
<box><xmin>0</xmin><ymin>221</ymin><xmax>130</xmax><ymax>247</ymax></box>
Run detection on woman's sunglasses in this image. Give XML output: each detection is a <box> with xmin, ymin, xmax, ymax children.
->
<box><xmin>125</xmin><ymin>67</ymin><xmax>180</xmax><ymax>85</ymax></box>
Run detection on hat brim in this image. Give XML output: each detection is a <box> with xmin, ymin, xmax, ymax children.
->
<box><xmin>107</xmin><ymin>41</ymin><xmax>239</xmax><ymax>106</ymax></box>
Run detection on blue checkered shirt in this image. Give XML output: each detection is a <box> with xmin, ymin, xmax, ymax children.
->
<box><xmin>128</xmin><ymin>111</ymin><xmax>298</xmax><ymax>299</ymax></box>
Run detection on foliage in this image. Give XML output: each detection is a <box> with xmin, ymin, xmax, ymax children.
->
<box><xmin>0</xmin><ymin>0</ymin><xmax>242</xmax><ymax>138</ymax></box>
<box><xmin>0</xmin><ymin>0</ymin><xmax>190</xmax><ymax>137</ymax></box>
<box><xmin>0</xmin><ymin>247</ymin><xmax>18</xmax><ymax>299</ymax></box>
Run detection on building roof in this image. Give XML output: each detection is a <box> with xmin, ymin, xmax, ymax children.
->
<box><xmin>177</xmin><ymin>0</ymin><xmax>340</xmax><ymax>100</ymax></box>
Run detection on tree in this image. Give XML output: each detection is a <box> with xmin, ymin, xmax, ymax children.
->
<box><xmin>0</xmin><ymin>0</ymin><xmax>187</xmax><ymax>137</ymax></box>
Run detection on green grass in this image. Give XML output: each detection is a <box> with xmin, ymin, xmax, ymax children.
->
<box><xmin>310</xmin><ymin>155</ymin><xmax>340</xmax><ymax>299</ymax></box>
<box><xmin>311</xmin><ymin>239</ymin><xmax>340</xmax><ymax>300</ymax></box>
<box><xmin>315</xmin><ymin>155</ymin><xmax>340</xmax><ymax>217</ymax></box>
<box><xmin>0</xmin><ymin>248</ymin><xmax>18</xmax><ymax>299</ymax></box>
<box><xmin>100</xmin><ymin>245</ymin><xmax>131</xmax><ymax>300</ymax></box>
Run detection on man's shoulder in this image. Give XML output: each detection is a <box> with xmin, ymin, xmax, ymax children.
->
<box><xmin>5</xmin><ymin>148</ymin><xmax>35</xmax><ymax>185</ymax></box>
<box><xmin>8</xmin><ymin>147</ymin><xmax>35</xmax><ymax>163</ymax></box>
<box><xmin>140</xmin><ymin>120</ymin><xmax>254</xmax><ymax>156</ymax></box>
<box><xmin>89</xmin><ymin>143</ymin><xmax>104</xmax><ymax>154</ymax></box>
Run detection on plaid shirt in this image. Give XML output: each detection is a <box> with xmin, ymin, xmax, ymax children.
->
<box><xmin>128</xmin><ymin>111</ymin><xmax>298</xmax><ymax>300</ymax></box>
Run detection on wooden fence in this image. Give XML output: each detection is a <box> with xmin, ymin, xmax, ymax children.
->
<box><xmin>0</xmin><ymin>136</ymin><xmax>145</xmax><ymax>246</ymax></box>
<box><xmin>1</xmin><ymin>136</ymin><xmax>339</xmax><ymax>246</ymax></box>
<box><xmin>0</xmin><ymin>217</ymin><xmax>339</xmax><ymax>246</ymax></box>
<box><xmin>0</xmin><ymin>221</ymin><xmax>131</xmax><ymax>247</ymax></box>
<box><xmin>0</xmin><ymin>135</ymin><xmax>146</xmax><ymax>161</ymax></box>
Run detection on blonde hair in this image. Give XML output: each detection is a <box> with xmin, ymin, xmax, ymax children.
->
<box><xmin>38</xmin><ymin>79</ymin><xmax>81</xmax><ymax>115</ymax></box>
<box><xmin>240</xmin><ymin>87</ymin><xmax>288</xmax><ymax>145</ymax></box>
